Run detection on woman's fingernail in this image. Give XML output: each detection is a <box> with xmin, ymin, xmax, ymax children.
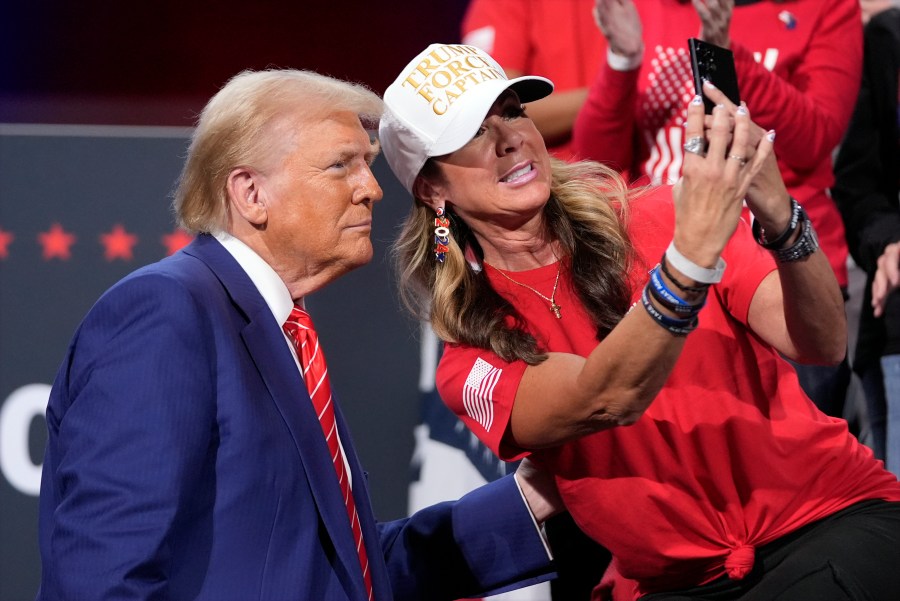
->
<box><xmin>691</xmin><ymin>95</ymin><xmax>703</xmax><ymax>106</ymax></box>
<box><xmin>736</xmin><ymin>106</ymin><xmax>748</xmax><ymax>116</ymax></box>
<box><xmin>703</xmin><ymin>79</ymin><xmax>717</xmax><ymax>89</ymax></box>
<box><xmin>766</xmin><ymin>130</ymin><xmax>776</xmax><ymax>142</ymax></box>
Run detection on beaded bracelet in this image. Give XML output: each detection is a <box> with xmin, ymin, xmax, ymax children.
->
<box><xmin>751</xmin><ymin>198</ymin><xmax>802</xmax><ymax>250</ymax></box>
<box><xmin>640</xmin><ymin>284</ymin><xmax>699</xmax><ymax>336</ymax></box>
<box><xmin>665</xmin><ymin>242</ymin><xmax>726</xmax><ymax>284</ymax></box>
<box><xmin>648</xmin><ymin>265</ymin><xmax>706</xmax><ymax>316</ymax></box>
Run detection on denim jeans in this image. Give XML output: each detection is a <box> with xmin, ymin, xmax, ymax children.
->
<box><xmin>881</xmin><ymin>354</ymin><xmax>900</xmax><ymax>478</ymax></box>
<box><xmin>860</xmin><ymin>363</ymin><xmax>887</xmax><ymax>461</ymax></box>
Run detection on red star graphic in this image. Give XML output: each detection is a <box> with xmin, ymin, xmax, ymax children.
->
<box><xmin>0</xmin><ymin>227</ymin><xmax>14</xmax><ymax>259</ymax></box>
<box><xmin>99</xmin><ymin>224</ymin><xmax>138</xmax><ymax>261</ymax></box>
<box><xmin>162</xmin><ymin>228</ymin><xmax>194</xmax><ymax>256</ymax></box>
<box><xmin>37</xmin><ymin>223</ymin><xmax>77</xmax><ymax>261</ymax></box>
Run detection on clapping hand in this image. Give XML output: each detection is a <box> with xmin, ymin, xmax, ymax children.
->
<box><xmin>693</xmin><ymin>0</ymin><xmax>734</xmax><ymax>48</ymax></box>
<box><xmin>593</xmin><ymin>0</ymin><xmax>644</xmax><ymax>59</ymax></box>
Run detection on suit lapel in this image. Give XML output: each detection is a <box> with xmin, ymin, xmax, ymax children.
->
<box><xmin>183</xmin><ymin>235</ymin><xmax>370</xmax><ymax>600</ymax></box>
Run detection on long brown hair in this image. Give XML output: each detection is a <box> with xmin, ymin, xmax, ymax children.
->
<box><xmin>393</xmin><ymin>157</ymin><xmax>639</xmax><ymax>364</ymax></box>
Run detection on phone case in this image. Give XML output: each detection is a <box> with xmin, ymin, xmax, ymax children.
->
<box><xmin>688</xmin><ymin>38</ymin><xmax>741</xmax><ymax>114</ymax></box>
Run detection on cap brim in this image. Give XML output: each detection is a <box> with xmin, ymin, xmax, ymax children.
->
<box><xmin>428</xmin><ymin>74</ymin><xmax>554</xmax><ymax>157</ymax></box>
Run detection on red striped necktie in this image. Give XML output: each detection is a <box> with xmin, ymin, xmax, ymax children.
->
<box><xmin>283</xmin><ymin>305</ymin><xmax>374</xmax><ymax>600</ymax></box>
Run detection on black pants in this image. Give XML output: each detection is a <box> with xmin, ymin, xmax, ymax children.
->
<box><xmin>547</xmin><ymin>512</ymin><xmax>612</xmax><ymax>600</ymax></box>
<box><xmin>640</xmin><ymin>500</ymin><xmax>900</xmax><ymax>601</ymax></box>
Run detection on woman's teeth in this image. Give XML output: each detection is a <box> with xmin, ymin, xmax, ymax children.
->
<box><xmin>502</xmin><ymin>164</ymin><xmax>533</xmax><ymax>183</ymax></box>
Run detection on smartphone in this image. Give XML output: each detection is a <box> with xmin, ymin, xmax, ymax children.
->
<box><xmin>688</xmin><ymin>38</ymin><xmax>741</xmax><ymax>114</ymax></box>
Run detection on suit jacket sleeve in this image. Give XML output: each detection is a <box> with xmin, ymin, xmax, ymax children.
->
<box><xmin>378</xmin><ymin>474</ymin><xmax>554</xmax><ymax>601</ymax></box>
<box><xmin>39</xmin><ymin>271</ymin><xmax>217</xmax><ymax>601</ymax></box>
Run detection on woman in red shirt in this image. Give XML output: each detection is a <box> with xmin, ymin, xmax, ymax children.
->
<box><xmin>379</xmin><ymin>43</ymin><xmax>900</xmax><ymax>600</ymax></box>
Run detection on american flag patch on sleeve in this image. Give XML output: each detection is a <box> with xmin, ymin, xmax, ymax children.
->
<box><xmin>463</xmin><ymin>358</ymin><xmax>502</xmax><ymax>432</ymax></box>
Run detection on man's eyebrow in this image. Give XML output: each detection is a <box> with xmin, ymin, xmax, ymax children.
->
<box><xmin>331</xmin><ymin>146</ymin><xmax>362</xmax><ymax>162</ymax></box>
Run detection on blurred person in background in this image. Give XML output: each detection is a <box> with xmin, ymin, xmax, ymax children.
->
<box><xmin>573</xmin><ymin>0</ymin><xmax>863</xmax><ymax>421</ymax></box>
<box><xmin>833</xmin><ymin>0</ymin><xmax>900</xmax><ymax>476</ymax></box>
<box><xmin>461</xmin><ymin>0</ymin><xmax>607</xmax><ymax>161</ymax></box>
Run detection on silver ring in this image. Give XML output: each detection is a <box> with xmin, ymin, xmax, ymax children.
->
<box><xmin>728</xmin><ymin>154</ymin><xmax>748</xmax><ymax>166</ymax></box>
<box><xmin>682</xmin><ymin>136</ymin><xmax>706</xmax><ymax>156</ymax></box>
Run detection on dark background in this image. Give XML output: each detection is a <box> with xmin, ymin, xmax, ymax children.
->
<box><xmin>0</xmin><ymin>2</ymin><xmax>470</xmax><ymax>599</ymax></box>
<box><xmin>0</xmin><ymin>1</ymin><xmax>469</xmax><ymax>125</ymax></box>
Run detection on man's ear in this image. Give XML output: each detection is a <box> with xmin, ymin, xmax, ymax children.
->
<box><xmin>226</xmin><ymin>167</ymin><xmax>267</xmax><ymax>226</ymax></box>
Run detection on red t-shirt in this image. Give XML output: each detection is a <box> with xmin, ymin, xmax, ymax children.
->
<box><xmin>461</xmin><ymin>0</ymin><xmax>606</xmax><ymax>161</ymax></box>
<box><xmin>437</xmin><ymin>186</ymin><xmax>900</xmax><ymax>597</ymax></box>
<box><xmin>571</xmin><ymin>0</ymin><xmax>862</xmax><ymax>286</ymax></box>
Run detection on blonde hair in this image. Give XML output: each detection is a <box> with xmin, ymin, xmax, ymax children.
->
<box><xmin>174</xmin><ymin>69</ymin><xmax>383</xmax><ymax>234</ymax></box>
<box><xmin>393</xmin><ymin>157</ymin><xmax>639</xmax><ymax>364</ymax></box>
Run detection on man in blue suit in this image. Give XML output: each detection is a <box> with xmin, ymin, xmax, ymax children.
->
<box><xmin>37</xmin><ymin>69</ymin><xmax>558</xmax><ymax>601</ymax></box>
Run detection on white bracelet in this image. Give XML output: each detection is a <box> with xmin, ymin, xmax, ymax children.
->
<box><xmin>665</xmin><ymin>242</ymin><xmax>726</xmax><ymax>284</ymax></box>
<box><xmin>606</xmin><ymin>46</ymin><xmax>643</xmax><ymax>72</ymax></box>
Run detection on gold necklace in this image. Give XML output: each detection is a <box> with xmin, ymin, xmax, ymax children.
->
<box><xmin>487</xmin><ymin>261</ymin><xmax>562</xmax><ymax>319</ymax></box>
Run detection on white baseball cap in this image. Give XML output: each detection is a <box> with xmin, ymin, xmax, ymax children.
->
<box><xmin>379</xmin><ymin>43</ymin><xmax>554</xmax><ymax>193</ymax></box>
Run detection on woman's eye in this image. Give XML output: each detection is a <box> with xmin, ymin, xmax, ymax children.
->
<box><xmin>473</xmin><ymin>126</ymin><xmax>487</xmax><ymax>138</ymax></box>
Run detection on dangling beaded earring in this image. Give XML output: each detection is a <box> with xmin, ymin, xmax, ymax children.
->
<box><xmin>434</xmin><ymin>207</ymin><xmax>450</xmax><ymax>263</ymax></box>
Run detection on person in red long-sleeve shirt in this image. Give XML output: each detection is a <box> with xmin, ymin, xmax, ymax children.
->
<box><xmin>573</xmin><ymin>0</ymin><xmax>861</xmax><ymax>419</ymax></box>
<box><xmin>461</xmin><ymin>0</ymin><xmax>608</xmax><ymax>162</ymax></box>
